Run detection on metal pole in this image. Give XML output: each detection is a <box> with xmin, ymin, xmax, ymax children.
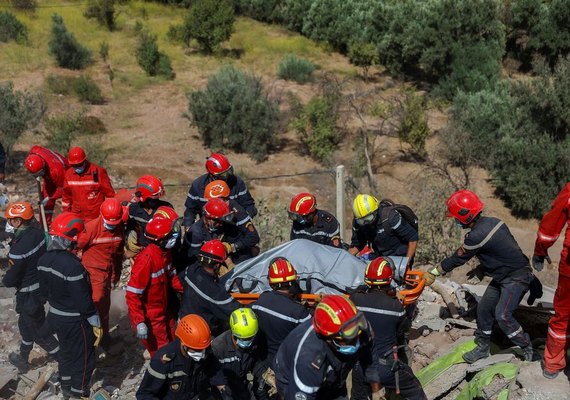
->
<box><xmin>336</xmin><ymin>165</ymin><xmax>345</xmax><ymax>241</ymax></box>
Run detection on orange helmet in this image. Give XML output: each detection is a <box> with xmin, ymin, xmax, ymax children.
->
<box><xmin>100</xmin><ymin>198</ymin><xmax>123</xmax><ymax>226</ymax></box>
<box><xmin>364</xmin><ymin>257</ymin><xmax>394</xmax><ymax>286</ymax></box>
<box><xmin>446</xmin><ymin>189</ymin><xmax>484</xmax><ymax>225</ymax></box>
<box><xmin>68</xmin><ymin>146</ymin><xmax>87</xmax><ymax>166</ymax></box>
<box><xmin>135</xmin><ymin>175</ymin><xmax>165</xmax><ymax>201</ymax></box>
<box><xmin>204</xmin><ymin>180</ymin><xmax>230</xmax><ymax>200</ymax></box>
<box><xmin>288</xmin><ymin>193</ymin><xmax>317</xmax><ymax>218</ymax></box>
<box><xmin>175</xmin><ymin>314</ymin><xmax>212</xmax><ymax>349</ymax></box>
<box><xmin>268</xmin><ymin>257</ymin><xmax>297</xmax><ymax>285</ymax></box>
<box><xmin>5</xmin><ymin>202</ymin><xmax>34</xmax><ymax>221</ymax></box>
<box><xmin>144</xmin><ymin>216</ymin><xmax>174</xmax><ymax>241</ymax></box>
<box><xmin>50</xmin><ymin>212</ymin><xmax>84</xmax><ymax>241</ymax></box>
<box><xmin>313</xmin><ymin>295</ymin><xmax>366</xmax><ymax>339</ymax></box>
<box><xmin>205</xmin><ymin>153</ymin><xmax>232</xmax><ymax>176</ymax></box>
<box><xmin>24</xmin><ymin>154</ymin><xmax>45</xmax><ymax>174</ymax></box>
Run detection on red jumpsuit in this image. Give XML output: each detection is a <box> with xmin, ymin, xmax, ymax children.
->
<box><xmin>62</xmin><ymin>161</ymin><xmax>115</xmax><ymax>222</ymax></box>
<box><xmin>126</xmin><ymin>243</ymin><xmax>184</xmax><ymax>356</ymax></box>
<box><xmin>77</xmin><ymin>216</ymin><xmax>125</xmax><ymax>334</ymax></box>
<box><xmin>534</xmin><ymin>182</ymin><xmax>570</xmax><ymax>374</ymax></box>
<box><xmin>28</xmin><ymin>145</ymin><xmax>68</xmax><ymax>224</ymax></box>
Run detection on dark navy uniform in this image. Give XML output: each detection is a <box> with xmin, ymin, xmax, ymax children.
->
<box><xmin>1</xmin><ymin>223</ymin><xmax>60</xmax><ymax>363</ymax></box>
<box><xmin>179</xmin><ymin>263</ymin><xmax>239</xmax><ymax>336</ymax></box>
<box><xmin>137</xmin><ymin>338</ymin><xmax>227</xmax><ymax>400</ymax></box>
<box><xmin>211</xmin><ymin>330</ymin><xmax>269</xmax><ymax>400</ymax></box>
<box><xmin>184</xmin><ymin>208</ymin><xmax>260</xmax><ymax>265</ymax></box>
<box><xmin>37</xmin><ymin>249</ymin><xmax>97</xmax><ymax>398</ymax></box>
<box><xmin>440</xmin><ymin>216</ymin><xmax>533</xmax><ymax>349</ymax></box>
<box><xmin>350</xmin><ymin>291</ymin><xmax>426</xmax><ymax>400</ymax></box>
<box><xmin>274</xmin><ymin>320</ymin><xmax>374</xmax><ymax>400</ymax></box>
<box><xmin>290</xmin><ymin>210</ymin><xmax>341</xmax><ymax>247</ymax></box>
<box><xmin>251</xmin><ymin>291</ymin><xmax>311</xmax><ymax>361</ymax></box>
<box><xmin>350</xmin><ymin>208</ymin><xmax>418</xmax><ymax>257</ymax></box>
<box><xmin>184</xmin><ymin>174</ymin><xmax>257</xmax><ymax>227</ymax></box>
<box><xmin>127</xmin><ymin>199</ymin><xmax>174</xmax><ymax>248</ymax></box>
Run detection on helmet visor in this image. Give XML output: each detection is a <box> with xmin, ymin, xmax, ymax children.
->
<box><xmin>287</xmin><ymin>210</ymin><xmax>306</xmax><ymax>223</ymax></box>
<box><xmin>355</xmin><ymin>213</ymin><xmax>375</xmax><ymax>226</ymax></box>
<box><xmin>337</xmin><ymin>312</ymin><xmax>367</xmax><ymax>340</ymax></box>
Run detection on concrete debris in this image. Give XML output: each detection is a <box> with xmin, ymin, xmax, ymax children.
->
<box><xmin>515</xmin><ymin>361</ymin><xmax>570</xmax><ymax>399</ymax></box>
<box><xmin>423</xmin><ymin>363</ymin><xmax>469</xmax><ymax>399</ymax></box>
<box><xmin>466</xmin><ymin>353</ymin><xmax>515</xmax><ymax>373</ymax></box>
<box><xmin>444</xmin><ymin>318</ymin><xmax>478</xmax><ymax>330</ymax></box>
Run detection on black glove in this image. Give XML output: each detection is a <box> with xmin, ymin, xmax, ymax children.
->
<box><xmin>532</xmin><ymin>255</ymin><xmax>551</xmax><ymax>272</ymax></box>
<box><xmin>466</xmin><ymin>266</ymin><xmax>485</xmax><ymax>284</ymax></box>
<box><xmin>527</xmin><ymin>275</ymin><xmax>543</xmax><ymax>306</ymax></box>
<box><xmin>219</xmin><ymin>385</ymin><xmax>233</xmax><ymax>400</ymax></box>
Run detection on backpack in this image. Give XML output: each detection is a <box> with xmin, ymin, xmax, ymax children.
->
<box><xmin>379</xmin><ymin>199</ymin><xmax>419</xmax><ymax>233</ymax></box>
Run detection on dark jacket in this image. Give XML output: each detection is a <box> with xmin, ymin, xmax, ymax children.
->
<box><xmin>127</xmin><ymin>199</ymin><xmax>174</xmax><ymax>248</ymax></box>
<box><xmin>441</xmin><ymin>216</ymin><xmax>531</xmax><ymax>282</ymax></box>
<box><xmin>136</xmin><ymin>338</ymin><xmax>226</xmax><ymax>400</ymax></box>
<box><xmin>290</xmin><ymin>210</ymin><xmax>341</xmax><ymax>247</ymax></box>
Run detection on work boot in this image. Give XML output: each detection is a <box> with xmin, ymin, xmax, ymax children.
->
<box><xmin>463</xmin><ymin>341</ymin><xmax>490</xmax><ymax>364</ymax></box>
<box><xmin>541</xmin><ymin>362</ymin><xmax>559</xmax><ymax>379</ymax></box>
<box><xmin>522</xmin><ymin>344</ymin><xmax>534</xmax><ymax>361</ymax></box>
<box><xmin>8</xmin><ymin>351</ymin><xmax>31</xmax><ymax>372</ymax></box>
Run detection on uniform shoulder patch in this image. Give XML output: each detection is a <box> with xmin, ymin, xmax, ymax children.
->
<box><xmin>161</xmin><ymin>353</ymin><xmax>174</xmax><ymax>364</ymax></box>
<box><xmin>310</xmin><ymin>353</ymin><xmax>324</xmax><ymax>370</ymax></box>
<box><xmin>322</xmin><ymin>213</ymin><xmax>333</xmax><ymax>223</ymax></box>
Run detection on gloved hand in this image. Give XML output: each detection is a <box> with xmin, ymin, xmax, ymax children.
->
<box><xmin>218</xmin><ymin>385</ymin><xmax>233</xmax><ymax>400</ymax></box>
<box><xmin>41</xmin><ymin>196</ymin><xmax>50</xmax><ymax>206</ymax></box>
<box><xmin>93</xmin><ymin>326</ymin><xmax>103</xmax><ymax>347</ymax></box>
<box><xmin>372</xmin><ymin>388</ymin><xmax>386</xmax><ymax>400</ymax></box>
<box><xmin>532</xmin><ymin>254</ymin><xmax>551</xmax><ymax>272</ymax></box>
<box><xmin>222</xmin><ymin>242</ymin><xmax>235</xmax><ymax>254</ymax></box>
<box><xmin>424</xmin><ymin>265</ymin><xmax>444</xmax><ymax>286</ymax></box>
<box><xmin>136</xmin><ymin>322</ymin><xmax>148</xmax><ymax>340</ymax></box>
<box><xmin>125</xmin><ymin>230</ymin><xmax>141</xmax><ymax>256</ymax></box>
<box><xmin>466</xmin><ymin>266</ymin><xmax>485</xmax><ymax>284</ymax></box>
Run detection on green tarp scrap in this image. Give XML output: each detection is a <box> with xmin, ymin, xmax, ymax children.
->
<box><xmin>455</xmin><ymin>362</ymin><xmax>519</xmax><ymax>400</ymax></box>
<box><xmin>416</xmin><ymin>339</ymin><xmax>477</xmax><ymax>386</ymax></box>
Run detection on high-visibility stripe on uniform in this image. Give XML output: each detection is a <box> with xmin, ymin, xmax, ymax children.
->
<box><xmin>185</xmin><ymin>276</ymin><xmax>234</xmax><ymax>305</ymax></box>
<box><xmin>66</xmin><ymin>181</ymin><xmax>98</xmax><ymax>186</ymax></box>
<box><xmin>548</xmin><ymin>327</ymin><xmax>570</xmax><ymax>340</ymax></box>
<box><xmin>251</xmin><ymin>305</ymin><xmax>311</xmax><ymax>324</ymax></box>
<box><xmin>126</xmin><ymin>286</ymin><xmax>145</xmax><ymax>294</ymax></box>
<box><xmin>356</xmin><ymin>306</ymin><xmax>406</xmax><ymax>317</ymax></box>
<box><xmin>463</xmin><ymin>221</ymin><xmax>504</xmax><ymax>251</ymax></box>
<box><xmin>151</xmin><ymin>269</ymin><xmax>165</xmax><ymax>279</ymax></box>
<box><xmin>37</xmin><ymin>266</ymin><xmax>84</xmax><ymax>282</ymax></box>
<box><xmin>9</xmin><ymin>239</ymin><xmax>45</xmax><ymax>259</ymax></box>
<box><xmin>19</xmin><ymin>283</ymin><xmax>40</xmax><ymax>292</ymax></box>
<box><xmin>49</xmin><ymin>306</ymin><xmax>80</xmax><ymax>317</ymax></box>
<box><xmin>219</xmin><ymin>356</ymin><xmax>240</xmax><ymax>364</ymax></box>
<box><xmin>293</xmin><ymin>325</ymin><xmax>320</xmax><ymax>394</ymax></box>
<box><xmin>537</xmin><ymin>231</ymin><xmax>559</xmax><ymax>242</ymax></box>
<box><xmin>92</xmin><ymin>237</ymin><xmax>122</xmax><ymax>244</ymax></box>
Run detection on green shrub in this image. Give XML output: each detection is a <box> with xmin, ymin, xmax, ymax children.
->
<box><xmin>291</xmin><ymin>94</ymin><xmax>341</xmax><ymax>162</ymax></box>
<box><xmin>188</xmin><ymin>65</ymin><xmax>279</xmax><ymax>161</ymax></box>
<box><xmin>182</xmin><ymin>0</ymin><xmax>235</xmax><ymax>52</ymax></box>
<box><xmin>46</xmin><ymin>74</ymin><xmax>76</xmax><ymax>95</ymax></box>
<box><xmin>237</xmin><ymin>0</ymin><xmax>281</xmax><ymax>22</ymax></box>
<box><xmin>48</xmin><ymin>14</ymin><xmax>92</xmax><ymax>70</ymax></box>
<box><xmin>73</xmin><ymin>76</ymin><xmax>104</xmax><ymax>104</ymax></box>
<box><xmin>0</xmin><ymin>82</ymin><xmax>45</xmax><ymax>168</ymax></box>
<box><xmin>348</xmin><ymin>42</ymin><xmax>378</xmax><ymax>80</ymax></box>
<box><xmin>277</xmin><ymin>54</ymin><xmax>315</xmax><ymax>84</ymax></box>
<box><xmin>84</xmin><ymin>0</ymin><xmax>116</xmax><ymax>31</ymax></box>
<box><xmin>136</xmin><ymin>30</ymin><xmax>174</xmax><ymax>79</ymax></box>
<box><xmin>397</xmin><ymin>90</ymin><xmax>430</xmax><ymax>158</ymax></box>
<box><xmin>10</xmin><ymin>0</ymin><xmax>37</xmax><ymax>12</ymax></box>
<box><xmin>99</xmin><ymin>41</ymin><xmax>109</xmax><ymax>61</ymax></box>
<box><xmin>255</xmin><ymin>197</ymin><xmax>291</xmax><ymax>250</ymax></box>
<box><xmin>0</xmin><ymin>11</ymin><xmax>28</xmax><ymax>44</ymax></box>
<box><xmin>280</xmin><ymin>0</ymin><xmax>312</xmax><ymax>32</ymax></box>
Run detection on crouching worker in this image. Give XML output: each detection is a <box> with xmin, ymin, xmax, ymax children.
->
<box><xmin>137</xmin><ymin>314</ymin><xmax>232</xmax><ymax>399</ymax></box>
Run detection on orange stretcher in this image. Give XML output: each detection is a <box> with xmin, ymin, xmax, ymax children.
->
<box><xmin>231</xmin><ymin>270</ymin><xmax>426</xmax><ymax>307</ymax></box>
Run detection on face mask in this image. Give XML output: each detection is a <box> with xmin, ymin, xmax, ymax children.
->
<box><xmin>186</xmin><ymin>349</ymin><xmax>206</xmax><ymax>362</ymax></box>
<box><xmin>164</xmin><ymin>236</ymin><xmax>177</xmax><ymax>249</ymax></box>
<box><xmin>333</xmin><ymin>339</ymin><xmax>360</xmax><ymax>355</ymax></box>
<box><xmin>355</xmin><ymin>213</ymin><xmax>376</xmax><ymax>226</ymax></box>
<box><xmin>103</xmin><ymin>222</ymin><xmax>117</xmax><ymax>231</ymax></box>
<box><xmin>146</xmin><ymin>198</ymin><xmax>160</xmax><ymax>208</ymax></box>
<box><xmin>454</xmin><ymin>219</ymin><xmax>467</xmax><ymax>229</ymax></box>
<box><xmin>236</xmin><ymin>338</ymin><xmax>254</xmax><ymax>349</ymax></box>
<box><xmin>74</xmin><ymin>165</ymin><xmax>86</xmax><ymax>174</ymax></box>
<box><xmin>5</xmin><ymin>222</ymin><xmax>15</xmax><ymax>234</ymax></box>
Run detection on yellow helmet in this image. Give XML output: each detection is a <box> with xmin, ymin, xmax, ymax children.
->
<box><xmin>230</xmin><ymin>308</ymin><xmax>259</xmax><ymax>339</ymax></box>
<box><xmin>352</xmin><ymin>194</ymin><xmax>379</xmax><ymax>219</ymax></box>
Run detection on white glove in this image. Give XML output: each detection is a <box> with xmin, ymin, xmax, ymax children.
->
<box><xmin>41</xmin><ymin>196</ymin><xmax>50</xmax><ymax>206</ymax></box>
<box><xmin>136</xmin><ymin>322</ymin><xmax>148</xmax><ymax>340</ymax></box>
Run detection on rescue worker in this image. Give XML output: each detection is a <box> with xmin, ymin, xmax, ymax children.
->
<box><xmin>37</xmin><ymin>212</ymin><xmax>102</xmax><ymax>399</ymax></box>
<box><xmin>185</xmin><ymin>198</ymin><xmax>260</xmax><ymax>267</ymax></box>
<box><xmin>349</xmin><ymin>194</ymin><xmax>418</xmax><ymax>264</ymax></box>
<box><xmin>425</xmin><ymin>189</ymin><xmax>534</xmax><ymax>364</ymax></box>
<box><xmin>24</xmin><ymin>145</ymin><xmax>68</xmax><ymax>225</ymax></box>
<box><xmin>1</xmin><ymin>202</ymin><xmax>60</xmax><ymax>372</ymax></box>
<box><xmin>288</xmin><ymin>192</ymin><xmax>342</xmax><ymax>247</ymax></box>
<box><xmin>62</xmin><ymin>146</ymin><xmax>115</xmax><ymax>222</ymax></box>
<box><xmin>126</xmin><ymin>174</ymin><xmax>173</xmax><ymax>256</ymax></box>
<box><xmin>136</xmin><ymin>314</ymin><xmax>232</xmax><ymax>400</ymax></box>
<box><xmin>76</xmin><ymin>198</ymin><xmax>125</xmax><ymax>337</ymax></box>
<box><xmin>274</xmin><ymin>295</ymin><xmax>377</xmax><ymax>400</ymax></box>
<box><xmin>533</xmin><ymin>182</ymin><xmax>570</xmax><ymax>379</ymax></box>
<box><xmin>183</xmin><ymin>152</ymin><xmax>257</xmax><ymax>227</ymax></box>
<box><xmin>251</xmin><ymin>257</ymin><xmax>311</xmax><ymax>364</ymax></box>
<box><xmin>126</xmin><ymin>213</ymin><xmax>184</xmax><ymax>356</ymax></box>
<box><xmin>179</xmin><ymin>239</ymin><xmax>240</xmax><ymax>336</ymax></box>
<box><xmin>350</xmin><ymin>257</ymin><xmax>426</xmax><ymax>400</ymax></box>
<box><xmin>211</xmin><ymin>308</ymin><xmax>269</xmax><ymax>400</ymax></box>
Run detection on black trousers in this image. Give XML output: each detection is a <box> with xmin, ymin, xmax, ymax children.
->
<box><xmin>16</xmin><ymin>293</ymin><xmax>59</xmax><ymax>358</ymax></box>
<box><xmin>351</xmin><ymin>361</ymin><xmax>427</xmax><ymax>400</ymax></box>
<box><xmin>48</xmin><ymin>315</ymin><xmax>95</xmax><ymax>398</ymax></box>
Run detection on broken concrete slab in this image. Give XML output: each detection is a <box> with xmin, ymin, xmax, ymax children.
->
<box><xmin>424</xmin><ymin>363</ymin><xmax>469</xmax><ymax>399</ymax></box>
<box><xmin>516</xmin><ymin>361</ymin><xmax>570</xmax><ymax>399</ymax></box>
<box><xmin>0</xmin><ymin>368</ymin><xmax>17</xmax><ymax>391</ymax></box>
<box><xmin>466</xmin><ymin>353</ymin><xmax>515</xmax><ymax>373</ymax></box>
<box><xmin>445</xmin><ymin>318</ymin><xmax>478</xmax><ymax>330</ymax></box>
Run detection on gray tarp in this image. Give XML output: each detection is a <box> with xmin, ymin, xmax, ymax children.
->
<box><xmin>222</xmin><ymin>239</ymin><xmax>409</xmax><ymax>294</ymax></box>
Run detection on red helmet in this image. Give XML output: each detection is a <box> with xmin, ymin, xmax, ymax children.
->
<box><xmin>364</xmin><ymin>257</ymin><xmax>394</xmax><ymax>286</ymax></box>
<box><xmin>68</xmin><ymin>146</ymin><xmax>87</xmax><ymax>166</ymax></box>
<box><xmin>205</xmin><ymin>153</ymin><xmax>232</xmax><ymax>176</ymax></box>
<box><xmin>313</xmin><ymin>295</ymin><xmax>366</xmax><ymax>339</ymax></box>
<box><xmin>203</xmin><ymin>198</ymin><xmax>233</xmax><ymax>222</ymax></box>
<box><xmin>144</xmin><ymin>216</ymin><xmax>174</xmax><ymax>241</ymax></box>
<box><xmin>24</xmin><ymin>154</ymin><xmax>45</xmax><ymax>174</ymax></box>
<box><xmin>446</xmin><ymin>189</ymin><xmax>484</xmax><ymax>225</ymax></box>
<box><xmin>100</xmin><ymin>198</ymin><xmax>123</xmax><ymax>226</ymax></box>
<box><xmin>136</xmin><ymin>175</ymin><xmax>165</xmax><ymax>201</ymax></box>
<box><xmin>268</xmin><ymin>257</ymin><xmax>297</xmax><ymax>285</ymax></box>
<box><xmin>204</xmin><ymin>180</ymin><xmax>230</xmax><ymax>200</ymax></box>
<box><xmin>50</xmin><ymin>212</ymin><xmax>84</xmax><ymax>241</ymax></box>
<box><xmin>288</xmin><ymin>192</ymin><xmax>317</xmax><ymax>223</ymax></box>
<box><xmin>199</xmin><ymin>239</ymin><xmax>227</xmax><ymax>263</ymax></box>
<box><xmin>5</xmin><ymin>202</ymin><xmax>34</xmax><ymax>221</ymax></box>
<box><xmin>154</xmin><ymin>205</ymin><xmax>179</xmax><ymax>221</ymax></box>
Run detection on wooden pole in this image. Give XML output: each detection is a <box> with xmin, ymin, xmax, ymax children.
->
<box><xmin>336</xmin><ymin>165</ymin><xmax>345</xmax><ymax>241</ymax></box>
